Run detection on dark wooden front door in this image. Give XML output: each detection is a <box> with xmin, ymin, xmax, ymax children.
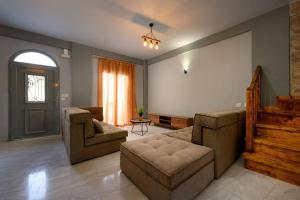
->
<box><xmin>10</xmin><ymin>63</ymin><xmax>59</xmax><ymax>140</ymax></box>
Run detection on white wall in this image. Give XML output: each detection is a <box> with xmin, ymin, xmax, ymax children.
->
<box><xmin>91</xmin><ymin>57</ymin><xmax>99</xmax><ymax>106</ymax></box>
<box><xmin>148</xmin><ymin>32</ymin><xmax>252</xmax><ymax>117</ymax></box>
<box><xmin>135</xmin><ymin>64</ymin><xmax>144</xmax><ymax>109</ymax></box>
<box><xmin>0</xmin><ymin>36</ymin><xmax>72</xmax><ymax>140</ymax></box>
<box><xmin>91</xmin><ymin>57</ymin><xmax>144</xmax><ymax>108</ymax></box>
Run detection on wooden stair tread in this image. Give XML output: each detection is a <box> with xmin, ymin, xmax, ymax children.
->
<box><xmin>243</xmin><ymin>152</ymin><xmax>300</xmax><ymax>174</ymax></box>
<box><xmin>255</xmin><ymin>123</ymin><xmax>300</xmax><ymax>132</ymax></box>
<box><xmin>258</xmin><ymin>109</ymin><xmax>300</xmax><ymax>116</ymax></box>
<box><xmin>254</xmin><ymin>137</ymin><xmax>300</xmax><ymax>152</ymax></box>
<box><xmin>245</xmin><ymin>160</ymin><xmax>300</xmax><ymax>186</ymax></box>
<box><xmin>253</xmin><ymin>143</ymin><xmax>300</xmax><ymax>163</ymax></box>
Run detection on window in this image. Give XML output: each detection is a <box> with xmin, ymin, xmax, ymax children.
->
<box><xmin>98</xmin><ymin>58</ymin><xmax>137</xmax><ymax>126</ymax></box>
<box><xmin>102</xmin><ymin>72</ymin><xmax>129</xmax><ymax>125</ymax></box>
<box><xmin>102</xmin><ymin>72</ymin><xmax>115</xmax><ymax>124</ymax></box>
<box><xmin>26</xmin><ymin>74</ymin><xmax>46</xmax><ymax>102</ymax></box>
<box><xmin>14</xmin><ymin>52</ymin><xmax>56</xmax><ymax>67</ymax></box>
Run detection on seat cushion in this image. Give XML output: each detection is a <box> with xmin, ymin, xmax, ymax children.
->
<box><xmin>165</xmin><ymin>126</ymin><xmax>193</xmax><ymax>142</ymax></box>
<box><xmin>120</xmin><ymin>134</ymin><xmax>213</xmax><ymax>189</ymax></box>
<box><xmin>85</xmin><ymin>122</ymin><xmax>128</xmax><ymax>146</ymax></box>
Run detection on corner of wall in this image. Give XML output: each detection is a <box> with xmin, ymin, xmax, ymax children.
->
<box><xmin>143</xmin><ymin>60</ymin><xmax>148</xmax><ymax>117</ymax></box>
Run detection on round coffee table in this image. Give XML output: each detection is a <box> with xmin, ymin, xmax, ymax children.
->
<box><xmin>130</xmin><ymin>119</ymin><xmax>151</xmax><ymax>136</ymax></box>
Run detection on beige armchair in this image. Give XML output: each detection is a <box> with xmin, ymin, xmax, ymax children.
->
<box><xmin>63</xmin><ymin>107</ymin><xmax>128</xmax><ymax>164</ymax></box>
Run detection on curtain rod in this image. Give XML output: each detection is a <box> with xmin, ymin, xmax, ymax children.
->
<box><xmin>92</xmin><ymin>55</ymin><xmax>143</xmax><ymax>66</ymax></box>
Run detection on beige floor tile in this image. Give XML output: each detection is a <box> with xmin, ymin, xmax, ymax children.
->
<box><xmin>0</xmin><ymin>126</ymin><xmax>299</xmax><ymax>200</ymax></box>
<box><xmin>265</xmin><ymin>180</ymin><xmax>300</xmax><ymax>200</ymax></box>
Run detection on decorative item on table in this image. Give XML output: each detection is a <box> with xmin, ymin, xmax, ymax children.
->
<box><xmin>137</xmin><ymin>107</ymin><xmax>144</xmax><ymax>121</ymax></box>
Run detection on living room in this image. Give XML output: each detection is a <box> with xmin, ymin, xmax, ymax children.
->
<box><xmin>0</xmin><ymin>0</ymin><xmax>299</xmax><ymax>199</ymax></box>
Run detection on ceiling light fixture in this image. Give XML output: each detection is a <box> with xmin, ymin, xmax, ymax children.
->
<box><xmin>142</xmin><ymin>23</ymin><xmax>160</xmax><ymax>50</ymax></box>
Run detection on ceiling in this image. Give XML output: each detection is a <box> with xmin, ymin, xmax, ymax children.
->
<box><xmin>0</xmin><ymin>0</ymin><xmax>289</xmax><ymax>60</ymax></box>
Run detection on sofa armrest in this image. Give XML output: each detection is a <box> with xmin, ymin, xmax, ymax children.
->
<box><xmin>70</xmin><ymin>114</ymin><xmax>94</xmax><ymax>136</ymax></box>
<box><xmin>191</xmin><ymin>111</ymin><xmax>238</xmax><ymax>144</ymax></box>
<box><xmin>63</xmin><ymin>107</ymin><xmax>96</xmax><ymax>163</ymax></box>
<box><xmin>192</xmin><ymin>110</ymin><xmax>245</xmax><ymax>178</ymax></box>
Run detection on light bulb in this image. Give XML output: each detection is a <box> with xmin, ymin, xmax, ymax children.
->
<box><xmin>143</xmin><ymin>38</ymin><xmax>147</xmax><ymax>47</ymax></box>
<box><xmin>155</xmin><ymin>43</ymin><xmax>159</xmax><ymax>50</ymax></box>
<box><xmin>149</xmin><ymin>41</ymin><xmax>153</xmax><ymax>48</ymax></box>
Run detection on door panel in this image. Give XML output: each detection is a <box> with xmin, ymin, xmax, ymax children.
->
<box><xmin>10</xmin><ymin>63</ymin><xmax>59</xmax><ymax>139</ymax></box>
<box><xmin>25</xmin><ymin>109</ymin><xmax>47</xmax><ymax>135</ymax></box>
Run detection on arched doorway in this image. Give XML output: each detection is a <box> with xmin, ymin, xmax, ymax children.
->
<box><xmin>9</xmin><ymin>50</ymin><xmax>60</xmax><ymax>140</ymax></box>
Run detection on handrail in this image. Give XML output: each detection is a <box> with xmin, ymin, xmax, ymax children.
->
<box><xmin>248</xmin><ymin>66</ymin><xmax>262</xmax><ymax>90</ymax></box>
<box><xmin>246</xmin><ymin>66</ymin><xmax>262</xmax><ymax>152</ymax></box>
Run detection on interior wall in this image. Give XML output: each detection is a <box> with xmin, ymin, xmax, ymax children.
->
<box><xmin>0</xmin><ymin>36</ymin><xmax>71</xmax><ymax>140</ymax></box>
<box><xmin>135</xmin><ymin>64</ymin><xmax>144</xmax><ymax>109</ymax></box>
<box><xmin>71</xmin><ymin>43</ymin><xmax>92</xmax><ymax>106</ymax></box>
<box><xmin>290</xmin><ymin>1</ymin><xmax>300</xmax><ymax>95</ymax></box>
<box><xmin>71</xmin><ymin>42</ymin><xmax>145</xmax><ymax>107</ymax></box>
<box><xmin>148</xmin><ymin>32</ymin><xmax>252</xmax><ymax>117</ymax></box>
<box><xmin>143</xmin><ymin>61</ymin><xmax>148</xmax><ymax>117</ymax></box>
<box><xmin>91</xmin><ymin>57</ymin><xmax>144</xmax><ymax>108</ymax></box>
<box><xmin>252</xmin><ymin>6</ymin><xmax>289</xmax><ymax>104</ymax></box>
<box><xmin>149</xmin><ymin>6</ymin><xmax>290</xmax><ymax>106</ymax></box>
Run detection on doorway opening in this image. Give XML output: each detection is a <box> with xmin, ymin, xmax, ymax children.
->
<box><xmin>9</xmin><ymin>50</ymin><xmax>60</xmax><ymax>140</ymax></box>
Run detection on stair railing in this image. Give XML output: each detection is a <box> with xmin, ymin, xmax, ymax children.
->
<box><xmin>246</xmin><ymin>66</ymin><xmax>262</xmax><ymax>152</ymax></box>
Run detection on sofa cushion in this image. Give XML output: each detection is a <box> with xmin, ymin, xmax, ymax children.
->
<box><xmin>82</xmin><ymin>107</ymin><xmax>104</xmax><ymax>121</ymax></box>
<box><xmin>165</xmin><ymin>126</ymin><xmax>193</xmax><ymax>142</ymax></box>
<box><xmin>192</xmin><ymin>111</ymin><xmax>238</xmax><ymax>144</ymax></box>
<box><xmin>85</xmin><ymin>122</ymin><xmax>128</xmax><ymax>146</ymax></box>
<box><xmin>120</xmin><ymin>134</ymin><xmax>213</xmax><ymax>189</ymax></box>
<box><xmin>92</xmin><ymin>118</ymin><xmax>104</xmax><ymax>133</ymax></box>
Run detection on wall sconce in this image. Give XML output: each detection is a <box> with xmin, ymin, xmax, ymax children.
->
<box><xmin>182</xmin><ymin>57</ymin><xmax>190</xmax><ymax>74</ymax></box>
<box><xmin>183</xmin><ymin>66</ymin><xmax>189</xmax><ymax>74</ymax></box>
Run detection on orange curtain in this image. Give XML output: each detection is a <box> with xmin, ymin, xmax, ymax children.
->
<box><xmin>98</xmin><ymin>58</ymin><xmax>137</xmax><ymax>126</ymax></box>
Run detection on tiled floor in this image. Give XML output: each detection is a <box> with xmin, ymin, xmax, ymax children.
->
<box><xmin>122</xmin><ymin>124</ymin><xmax>173</xmax><ymax>141</ymax></box>
<box><xmin>0</xmin><ymin>126</ymin><xmax>299</xmax><ymax>200</ymax></box>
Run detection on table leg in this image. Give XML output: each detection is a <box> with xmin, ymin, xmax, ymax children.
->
<box><xmin>130</xmin><ymin>122</ymin><xmax>150</xmax><ymax>136</ymax></box>
<box><xmin>145</xmin><ymin>122</ymin><xmax>149</xmax><ymax>132</ymax></box>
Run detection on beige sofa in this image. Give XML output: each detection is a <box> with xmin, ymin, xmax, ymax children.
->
<box><xmin>63</xmin><ymin>107</ymin><xmax>128</xmax><ymax>164</ymax></box>
<box><xmin>120</xmin><ymin>109</ymin><xmax>245</xmax><ymax>199</ymax></box>
<box><xmin>166</xmin><ymin>109</ymin><xmax>245</xmax><ymax>178</ymax></box>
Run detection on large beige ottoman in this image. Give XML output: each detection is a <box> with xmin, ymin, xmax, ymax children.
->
<box><xmin>120</xmin><ymin>134</ymin><xmax>214</xmax><ymax>200</ymax></box>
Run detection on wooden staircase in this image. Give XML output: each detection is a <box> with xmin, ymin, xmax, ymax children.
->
<box><xmin>243</xmin><ymin>66</ymin><xmax>300</xmax><ymax>186</ymax></box>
